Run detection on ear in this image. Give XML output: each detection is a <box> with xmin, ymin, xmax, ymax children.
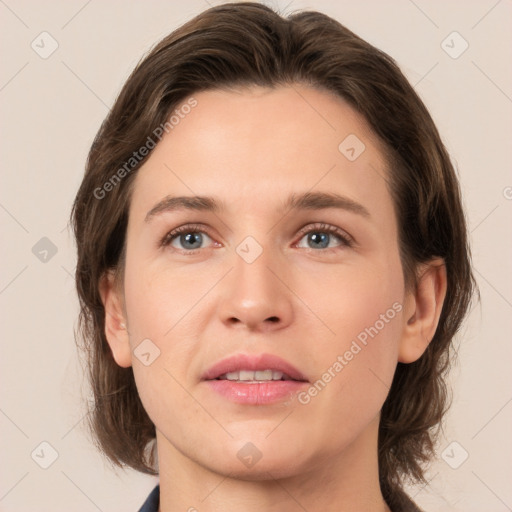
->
<box><xmin>98</xmin><ymin>270</ymin><xmax>132</xmax><ymax>368</ymax></box>
<box><xmin>398</xmin><ymin>258</ymin><xmax>447</xmax><ymax>364</ymax></box>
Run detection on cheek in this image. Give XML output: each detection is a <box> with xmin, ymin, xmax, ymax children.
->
<box><xmin>282</xmin><ymin>262</ymin><xmax>404</xmax><ymax>463</ymax></box>
<box><xmin>297</xmin><ymin>253</ymin><xmax>404</xmax><ymax>409</ymax></box>
<box><xmin>122</xmin><ymin>253</ymin><xmax>218</xmax><ymax>414</ymax></box>
<box><xmin>300</xmin><ymin>252</ymin><xmax>404</xmax><ymax>350</ymax></box>
<box><xmin>123</xmin><ymin>246</ymin><xmax>204</xmax><ymax>342</ymax></box>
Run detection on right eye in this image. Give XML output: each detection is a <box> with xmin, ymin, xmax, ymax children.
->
<box><xmin>160</xmin><ymin>224</ymin><xmax>218</xmax><ymax>253</ymax></box>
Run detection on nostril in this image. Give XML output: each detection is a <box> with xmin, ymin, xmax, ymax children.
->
<box><xmin>267</xmin><ymin>316</ymin><xmax>279</xmax><ymax>323</ymax></box>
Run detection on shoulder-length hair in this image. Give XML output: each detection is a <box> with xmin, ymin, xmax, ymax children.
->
<box><xmin>71</xmin><ymin>3</ymin><xmax>476</xmax><ymax>509</ymax></box>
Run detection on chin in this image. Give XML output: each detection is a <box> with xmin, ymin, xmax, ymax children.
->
<box><xmin>207</xmin><ymin>457</ymin><xmax>305</xmax><ymax>482</ymax></box>
<box><xmin>199</xmin><ymin>436</ymin><xmax>313</xmax><ymax>481</ymax></box>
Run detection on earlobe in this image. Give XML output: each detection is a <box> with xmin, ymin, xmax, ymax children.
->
<box><xmin>99</xmin><ymin>270</ymin><xmax>132</xmax><ymax>368</ymax></box>
<box><xmin>398</xmin><ymin>258</ymin><xmax>447</xmax><ymax>364</ymax></box>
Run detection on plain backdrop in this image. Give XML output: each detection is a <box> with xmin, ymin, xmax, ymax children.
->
<box><xmin>1</xmin><ymin>1</ymin><xmax>511</xmax><ymax>511</ymax></box>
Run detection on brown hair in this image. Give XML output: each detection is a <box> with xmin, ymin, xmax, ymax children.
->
<box><xmin>70</xmin><ymin>2</ymin><xmax>476</xmax><ymax>509</ymax></box>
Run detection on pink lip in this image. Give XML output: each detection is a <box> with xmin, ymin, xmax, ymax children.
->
<box><xmin>202</xmin><ymin>353</ymin><xmax>309</xmax><ymax>405</ymax></box>
<box><xmin>201</xmin><ymin>353</ymin><xmax>308</xmax><ymax>382</ymax></box>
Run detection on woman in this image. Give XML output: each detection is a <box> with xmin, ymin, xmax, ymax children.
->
<box><xmin>71</xmin><ymin>3</ymin><xmax>475</xmax><ymax>511</ymax></box>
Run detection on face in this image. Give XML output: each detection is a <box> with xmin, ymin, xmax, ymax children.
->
<box><xmin>118</xmin><ymin>85</ymin><xmax>408</xmax><ymax>479</ymax></box>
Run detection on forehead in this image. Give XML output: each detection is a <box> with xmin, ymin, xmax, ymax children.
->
<box><xmin>129</xmin><ymin>85</ymin><xmax>394</xmax><ymax>223</ymax></box>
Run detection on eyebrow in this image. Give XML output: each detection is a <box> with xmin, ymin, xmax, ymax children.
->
<box><xmin>144</xmin><ymin>191</ymin><xmax>371</xmax><ymax>222</ymax></box>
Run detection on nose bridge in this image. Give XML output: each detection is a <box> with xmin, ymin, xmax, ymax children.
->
<box><xmin>234</xmin><ymin>237</ymin><xmax>276</xmax><ymax>296</ymax></box>
<box><xmin>218</xmin><ymin>233</ymin><xmax>293</xmax><ymax>330</ymax></box>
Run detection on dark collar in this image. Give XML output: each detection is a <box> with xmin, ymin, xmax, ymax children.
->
<box><xmin>138</xmin><ymin>484</ymin><xmax>159</xmax><ymax>512</ymax></box>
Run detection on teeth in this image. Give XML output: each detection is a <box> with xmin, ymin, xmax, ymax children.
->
<box><xmin>240</xmin><ymin>370</ymin><xmax>254</xmax><ymax>381</ymax></box>
<box><xmin>254</xmin><ymin>370</ymin><xmax>272</xmax><ymax>380</ymax></box>
<box><xmin>220</xmin><ymin>370</ymin><xmax>288</xmax><ymax>381</ymax></box>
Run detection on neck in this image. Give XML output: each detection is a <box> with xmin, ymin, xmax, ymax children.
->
<box><xmin>156</xmin><ymin>414</ymin><xmax>391</xmax><ymax>512</ymax></box>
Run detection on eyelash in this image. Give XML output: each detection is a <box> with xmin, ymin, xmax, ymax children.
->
<box><xmin>159</xmin><ymin>222</ymin><xmax>354</xmax><ymax>253</ymax></box>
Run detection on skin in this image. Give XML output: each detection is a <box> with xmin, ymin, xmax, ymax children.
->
<box><xmin>101</xmin><ymin>85</ymin><xmax>447</xmax><ymax>512</ymax></box>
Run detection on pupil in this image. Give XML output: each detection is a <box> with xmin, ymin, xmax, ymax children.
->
<box><xmin>309</xmin><ymin>232</ymin><xmax>329</xmax><ymax>249</ymax></box>
<box><xmin>182</xmin><ymin>233</ymin><xmax>202</xmax><ymax>249</ymax></box>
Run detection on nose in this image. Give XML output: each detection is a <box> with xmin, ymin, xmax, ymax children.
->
<box><xmin>217</xmin><ymin>243</ymin><xmax>294</xmax><ymax>333</ymax></box>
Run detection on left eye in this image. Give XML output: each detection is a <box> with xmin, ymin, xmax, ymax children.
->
<box><xmin>296</xmin><ymin>230</ymin><xmax>349</xmax><ymax>250</ymax></box>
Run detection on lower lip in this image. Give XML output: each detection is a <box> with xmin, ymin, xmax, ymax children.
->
<box><xmin>205</xmin><ymin>380</ymin><xmax>308</xmax><ymax>405</ymax></box>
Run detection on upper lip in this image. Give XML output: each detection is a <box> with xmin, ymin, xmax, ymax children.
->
<box><xmin>202</xmin><ymin>353</ymin><xmax>308</xmax><ymax>382</ymax></box>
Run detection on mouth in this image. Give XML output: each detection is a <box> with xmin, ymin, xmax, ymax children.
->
<box><xmin>202</xmin><ymin>353</ymin><xmax>309</xmax><ymax>405</ymax></box>
<box><xmin>202</xmin><ymin>352</ymin><xmax>308</xmax><ymax>382</ymax></box>
<box><xmin>214</xmin><ymin>369</ymin><xmax>300</xmax><ymax>382</ymax></box>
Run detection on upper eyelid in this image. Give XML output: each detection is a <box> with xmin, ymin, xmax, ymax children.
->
<box><xmin>296</xmin><ymin>222</ymin><xmax>352</xmax><ymax>240</ymax></box>
<box><xmin>162</xmin><ymin>222</ymin><xmax>354</xmax><ymax>247</ymax></box>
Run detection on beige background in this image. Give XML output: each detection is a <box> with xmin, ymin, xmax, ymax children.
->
<box><xmin>1</xmin><ymin>0</ymin><xmax>511</xmax><ymax>510</ymax></box>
